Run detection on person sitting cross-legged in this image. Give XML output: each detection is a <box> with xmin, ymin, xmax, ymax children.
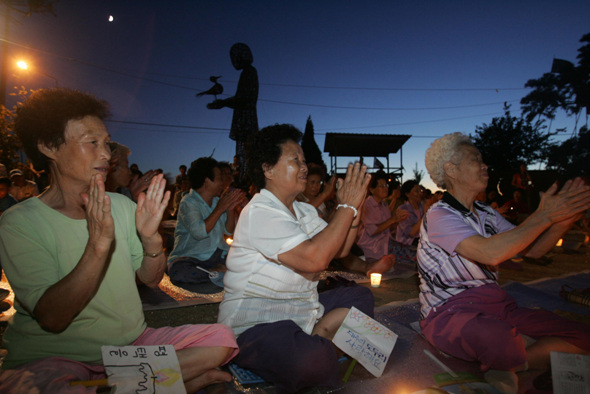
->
<box><xmin>355</xmin><ymin>170</ymin><xmax>410</xmax><ymax>275</ymax></box>
<box><xmin>218</xmin><ymin>124</ymin><xmax>374</xmax><ymax>393</ymax></box>
<box><xmin>0</xmin><ymin>88</ymin><xmax>238</xmax><ymax>393</ymax></box>
<box><xmin>418</xmin><ymin>132</ymin><xmax>590</xmax><ymax>393</ymax></box>
<box><xmin>167</xmin><ymin>157</ymin><xmax>245</xmax><ymax>285</ymax></box>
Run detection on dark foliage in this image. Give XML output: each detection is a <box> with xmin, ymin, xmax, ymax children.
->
<box><xmin>301</xmin><ymin>115</ymin><xmax>325</xmax><ymax>169</ymax></box>
<box><xmin>472</xmin><ymin>104</ymin><xmax>555</xmax><ymax>175</ymax></box>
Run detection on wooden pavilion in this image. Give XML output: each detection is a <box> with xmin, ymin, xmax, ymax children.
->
<box><xmin>323</xmin><ymin>133</ymin><xmax>411</xmax><ymax>179</ymax></box>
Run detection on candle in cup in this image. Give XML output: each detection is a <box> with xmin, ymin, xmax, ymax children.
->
<box><xmin>370</xmin><ymin>273</ymin><xmax>382</xmax><ymax>287</ymax></box>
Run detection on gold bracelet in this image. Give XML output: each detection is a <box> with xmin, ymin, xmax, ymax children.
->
<box><xmin>143</xmin><ymin>248</ymin><xmax>165</xmax><ymax>258</ymax></box>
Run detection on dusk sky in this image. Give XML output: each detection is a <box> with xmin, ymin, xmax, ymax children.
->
<box><xmin>4</xmin><ymin>1</ymin><xmax>589</xmax><ymax>191</ymax></box>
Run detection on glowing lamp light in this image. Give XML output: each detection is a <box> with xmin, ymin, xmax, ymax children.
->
<box><xmin>370</xmin><ymin>273</ymin><xmax>382</xmax><ymax>288</ymax></box>
<box><xmin>108</xmin><ymin>15</ymin><xmax>114</xmax><ymax>22</ymax></box>
<box><xmin>225</xmin><ymin>237</ymin><xmax>233</xmax><ymax>245</ymax></box>
<box><xmin>16</xmin><ymin>61</ymin><xmax>28</xmax><ymax>70</ymax></box>
<box><xmin>556</xmin><ymin>238</ymin><xmax>563</xmax><ymax>247</ymax></box>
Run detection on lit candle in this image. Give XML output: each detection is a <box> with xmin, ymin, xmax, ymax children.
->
<box><xmin>556</xmin><ymin>238</ymin><xmax>563</xmax><ymax>247</ymax></box>
<box><xmin>370</xmin><ymin>273</ymin><xmax>382</xmax><ymax>288</ymax></box>
<box><xmin>225</xmin><ymin>237</ymin><xmax>233</xmax><ymax>245</ymax></box>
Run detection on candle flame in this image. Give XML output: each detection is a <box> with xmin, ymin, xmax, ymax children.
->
<box><xmin>556</xmin><ymin>238</ymin><xmax>563</xmax><ymax>247</ymax></box>
<box><xmin>370</xmin><ymin>273</ymin><xmax>382</xmax><ymax>287</ymax></box>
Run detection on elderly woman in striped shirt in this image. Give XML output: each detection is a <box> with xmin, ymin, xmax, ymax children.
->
<box><xmin>417</xmin><ymin>132</ymin><xmax>590</xmax><ymax>392</ymax></box>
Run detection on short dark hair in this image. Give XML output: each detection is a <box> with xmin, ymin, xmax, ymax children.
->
<box><xmin>15</xmin><ymin>88</ymin><xmax>110</xmax><ymax>172</ymax></box>
<box><xmin>179</xmin><ymin>165</ymin><xmax>187</xmax><ymax>171</ymax></box>
<box><xmin>0</xmin><ymin>177</ymin><xmax>11</xmax><ymax>187</ymax></box>
<box><xmin>246</xmin><ymin>124</ymin><xmax>303</xmax><ymax>190</ymax></box>
<box><xmin>306</xmin><ymin>163</ymin><xmax>325</xmax><ymax>180</ymax></box>
<box><xmin>217</xmin><ymin>161</ymin><xmax>231</xmax><ymax>171</ymax></box>
<box><xmin>400</xmin><ymin>180</ymin><xmax>419</xmax><ymax>201</ymax></box>
<box><xmin>370</xmin><ymin>170</ymin><xmax>388</xmax><ymax>189</ymax></box>
<box><xmin>188</xmin><ymin>157</ymin><xmax>218</xmax><ymax>190</ymax></box>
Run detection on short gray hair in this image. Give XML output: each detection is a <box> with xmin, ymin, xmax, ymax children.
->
<box><xmin>107</xmin><ymin>141</ymin><xmax>130</xmax><ymax>165</ymax></box>
<box><xmin>425</xmin><ymin>132</ymin><xmax>474</xmax><ymax>189</ymax></box>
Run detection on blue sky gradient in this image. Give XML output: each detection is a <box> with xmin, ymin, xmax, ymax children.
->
<box><xmin>5</xmin><ymin>1</ymin><xmax>589</xmax><ymax>190</ymax></box>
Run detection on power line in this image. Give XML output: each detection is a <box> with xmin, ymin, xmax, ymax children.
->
<box><xmin>261</xmin><ymin>99</ymin><xmax>519</xmax><ymax>111</ymax></box>
<box><xmin>2</xmin><ymin>38</ymin><xmax>530</xmax><ymax>95</ymax></box>
<box><xmin>128</xmin><ymin>68</ymin><xmax>529</xmax><ymax>92</ymax></box>
<box><xmin>106</xmin><ymin>109</ymin><xmax>506</xmax><ymax>134</ymax></box>
<box><xmin>107</xmin><ymin>119</ymin><xmax>227</xmax><ymax>131</ymax></box>
<box><xmin>317</xmin><ymin>111</ymin><xmax>505</xmax><ymax>131</ymax></box>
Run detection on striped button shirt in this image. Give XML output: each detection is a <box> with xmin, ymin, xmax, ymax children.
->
<box><xmin>417</xmin><ymin>192</ymin><xmax>515</xmax><ymax>319</ymax></box>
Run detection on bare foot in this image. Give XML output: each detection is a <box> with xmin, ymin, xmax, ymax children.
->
<box><xmin>366</xmin><ymin>255</ymin><xmax>395</xmax><ymax>277</ymax></box>
<box><xmin>185</xmin><ymin>368</ymin><xmax>233</xmax><ymax>392</ymax></box>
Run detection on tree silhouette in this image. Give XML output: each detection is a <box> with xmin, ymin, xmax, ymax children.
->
<box><xmin>546</xmin><ymin>126</ymin><xmax>589</xmax><ymax>178</ymax></box>
<box><xmin>0</xmin><ymin>87</ymin><xmax>35</xmax><ymax>172</ymax></box>
<box><xmin>301</xmin><ymin>115</ymin><xmax>325</xmax><ymax>169</ymax></box>
<box><xmin>412</xmin><ymin>162</ymin><xmax>424</xmax><ymax>184</ymax></box>
<box><xmin>0</xmin><ymin>104</ymin><xmax>20</xmax><ymax>170</ymax></box>
<box><xmin>521</xmin><ymin>32</ymin><xmax>590</xmax><ymax>131</ymax></box>
<box><xmin>472</xmin><ymin>104</ymin><xmax>555</xmax><ymax>175</ymax></box>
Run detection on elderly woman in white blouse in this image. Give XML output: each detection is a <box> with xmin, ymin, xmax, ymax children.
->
<box><xmin>218</xmin><ymin>124</ymin><xmax>374</xmax><ymax>393</ymax></box>
<box><xmin>417</xmin><ymin>132</ymin><xmax>590</xmax><ymax>392</ymax></box>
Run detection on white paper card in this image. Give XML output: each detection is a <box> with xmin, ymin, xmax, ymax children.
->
<box><xmin>551</xmin><ymin>351</ymin><xmax>590</xmax><ymax>394</ymax></box>
<box><xmin>102</xmin><ymin>345</ymin><xmax>186</xmax><ymax>393</ymax></box>
<box><xmin>332</xmin><ymin>306</ymin><xmax>398</xmax><ymax>377</ymax></box>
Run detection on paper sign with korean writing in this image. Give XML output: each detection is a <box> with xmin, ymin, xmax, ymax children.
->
<box><xmin>102</xmin><ymin>345</ymin><xmax>186</xmax><ymax>393</ymax></box>
<box><xmin>332</xmin><ymin>306</ymin><xmax>398</xmax><ymax>377</ymax></box>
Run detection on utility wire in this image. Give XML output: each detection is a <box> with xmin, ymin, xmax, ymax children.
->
<box><xmin>127</xmin><ymin>68</ymin><xmax>529</xmax><ymax>92</ymax></box>
<box><xmin>260</xmin><ymin>99</ymin><xmax>519</xmax><ymax>111</ymax></box>
<box><xmin>2</xmin><ymin>38</ymin><xmax>530</xmax><ymax>94</ymax></box>
<box><xmin>106</xmin><ymin>109</ymin><xmax>505</xmax><ymax>134</ymax></box>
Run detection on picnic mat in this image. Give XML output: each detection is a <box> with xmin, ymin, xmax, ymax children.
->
<box><xmin>223</xmin><ymin>271</ymin><xmax>590</xmax><ymax>393</ymax></box>
<box><xmin>323</xmin><ymin>260</ymin><xmax>418</xmax><ymax>284</ymax></box>
<box><xmin>139</xmin><ymin>274</ymin><xmax>225</xmax><ymax>311</ymax></box>
<box><xmin>0</xmin><ymin>274</ymin><xmax>14</xmax><ymax>323</ymax></box>
<box><xmin>0</xmin><ymin>262</ymin><xmax>417</xmax><ymax>315</ymax></box>
<box><xmin>139</xmin><ymin>261</ymin><xmax>417</xmax><ymax>312</ymax></box>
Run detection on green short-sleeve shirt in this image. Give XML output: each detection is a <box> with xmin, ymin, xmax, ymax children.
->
<box><xmin>0</xmin><ymin>193</ymin><xmax>145</xmax><ymax>368</ymax></box>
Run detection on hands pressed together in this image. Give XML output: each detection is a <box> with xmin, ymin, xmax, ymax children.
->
<box><xmin>322</xmin><ymin>175</ymin><xmax>337</xmax><ymax>199</ymax></box>
<box><xmin>218</xmin><ymin>188</ymin><xmax>247</xmax><ymax>213</ymax></box>
<box><xmin>83</xmin><ymin>173</ymin><xmax>171</xmax><ymax>252</ymax></box>
<box><xmin>335</xmin><ymin>162</ymin><xmax>371</xmax><ymax>211</ymax></box>
<box><xmin>537</xmin><ymin>177</ymin><xmax>590</xmax><ymax>227</ymax></box>
<box><xmin>82</xmin><ymin>175</ymin><xmax>115</xmax><ymax>255</ymax></box>
<box><xmin>128</xmin><ymin>170</ymin><xmax>157</xmax><ymax>202</ymax></box>
<box><xmin>395</xmin><ymin>209</ymin><xmax>410</xmax><ymax>222</ymax></box>
<box><xmin>135</xmin><ymin>174</ymin><xmax>171</xmax><ymax>241</ymax></box>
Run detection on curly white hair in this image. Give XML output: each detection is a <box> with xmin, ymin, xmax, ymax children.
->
<box><xmin>425</xmin><ymin>132</ymin><xmax>474</xmax><ymax>189</ymax></box>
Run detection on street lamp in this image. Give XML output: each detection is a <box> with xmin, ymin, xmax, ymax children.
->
<box><xmin>16</xmin><ymin>60</ymin><xmax>58</xmax><ymax>87</ymax></box>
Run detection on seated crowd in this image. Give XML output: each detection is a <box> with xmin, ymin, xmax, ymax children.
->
<box><xmin>0</xmin><ymin>88</ymin><xmax>589</xmax><ymax>394</ymax></box>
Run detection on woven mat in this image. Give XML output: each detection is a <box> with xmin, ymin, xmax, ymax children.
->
<box><xmin>321</xmin><ymin>260</ymin><xmax>417</xmax><ymax>284</ymax></box>
<box><xmin>222</xmin><ymin>271</ymin><xmax>590</xmax><ymax>393</ymax></box>
<box><xmin>140</xmin><ymin>261</ymin><xmax>417</xmax><ymax>312</ymax></box>
<box><xmin>139</xmin><ymin>274</ymin><xmax>225</xmax><ymax>311</ymax></box>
